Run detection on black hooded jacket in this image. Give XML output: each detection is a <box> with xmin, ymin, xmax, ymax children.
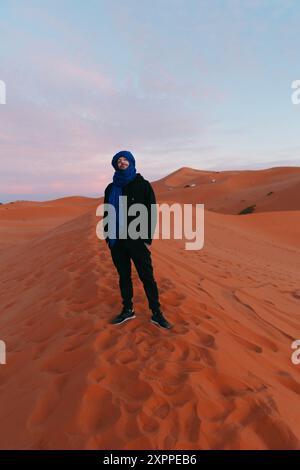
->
<box><xmin>103</xmin><ymin>173</ymin><xmax>157</xmax><ymax>247</ymax></box>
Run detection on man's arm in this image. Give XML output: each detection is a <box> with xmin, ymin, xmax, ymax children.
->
<box><xmin>144</xmin><ymin>180</ymin><xmax>157</xmax><ymax>245</ymax></box>
<box><xmin>103</xmin><ymin>185</ymin><xmax>110</xmax><ymax>246</ymax></box>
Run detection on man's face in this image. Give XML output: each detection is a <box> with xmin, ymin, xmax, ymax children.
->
<box><xmin>117</xmin><ymin>156</ymin><xmax>129</xmax><ymax>170</ymax></box>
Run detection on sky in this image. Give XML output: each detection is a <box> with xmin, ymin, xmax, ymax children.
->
<box><xmin>1</xmin><ymin>0</ymin><xmax>300</xmax><ymax>202</ymax></box>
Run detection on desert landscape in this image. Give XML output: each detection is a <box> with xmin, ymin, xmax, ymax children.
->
<box><xmin>0</xmin><ymin>166</ymin><xmax>300</xmax><ymax>450</ymax></box>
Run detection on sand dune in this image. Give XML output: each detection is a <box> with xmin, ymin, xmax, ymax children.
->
<box><xmin>0</xmin><ymin>166</ymin><xmax>300</xmax><ymax>449</ymax></box>
<box><xmin>154</xmin><ymin>166</ymin><xmax>300</xmax><ymax>214</ymax></box>
<box><xmin>0</xmin><ymin>196</ymin><xmax>97</xmax><ymax>251</ymax></box>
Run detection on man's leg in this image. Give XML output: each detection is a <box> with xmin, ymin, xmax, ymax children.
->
<box><xmin>128</xmin><ymin>239</ymin><xmax>161</xmax><ymax>312</ymax></box>
<box><xmin>110</xmin><ymin>240</ymin><xmax>133</xmax><ymax>310</ymax></box>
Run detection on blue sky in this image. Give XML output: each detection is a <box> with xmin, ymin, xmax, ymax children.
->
<box><xmin>1</xmin><ymin>0</ymin><xmax>300</xmax><ymax>202</ymax></box>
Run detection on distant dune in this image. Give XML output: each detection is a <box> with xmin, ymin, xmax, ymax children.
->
<box><xmin>0</xmin><ymin>166</ymin><xmax>300</xmax><ymax>449</ymax></box>
<box><xmin>154</xmin><ymin>166</ymin><xmax>300</xmax><ymax>213</ymax></box>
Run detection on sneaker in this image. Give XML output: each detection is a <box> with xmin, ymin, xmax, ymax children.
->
<box><xmin>150</xmin><ymin>310</ymin><xmax>173</xmax><ymax>329</ymax></box>
<box><xmin>110</xmin><ymin>307</ymin><xmax>135</xmax><ymax>325</ymax></box>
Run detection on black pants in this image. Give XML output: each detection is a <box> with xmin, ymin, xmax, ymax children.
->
<box><xmin>109</xmin><ymin>238</ymin><xmax>161</xmax><ymax>312</ymax></box>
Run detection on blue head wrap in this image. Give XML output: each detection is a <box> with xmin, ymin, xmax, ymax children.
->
<box><xmin>108</xmin><ymin>150</ymin><xmax>137</xmax><ymax>248</ymax></box>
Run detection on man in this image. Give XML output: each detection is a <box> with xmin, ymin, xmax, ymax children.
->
<box><xmin>103</xmin><ymin>150</ymin><xmax>173</xmax><ymax>329</ymax></box>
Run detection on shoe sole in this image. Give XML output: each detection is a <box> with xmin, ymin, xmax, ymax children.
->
<box><xmin>150</xmin><ymin>319</ymin><xmax>172</xmax><ymax>329</ymax></box>
<box><xmin>111</xmin><ymin>314</ymin><xmax>136</xmax><ymax>325</ymax></box>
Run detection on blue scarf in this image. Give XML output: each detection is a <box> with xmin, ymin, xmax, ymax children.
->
<box><xmin>108</xmin><ymin>150</ymin><xmax>137</xmax><ymax>248</ymax></box>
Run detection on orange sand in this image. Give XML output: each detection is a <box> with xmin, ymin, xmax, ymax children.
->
<box><xmin>0</xmin><ymin>166</ymin><xmax>300</xmax><ymax>450</ymax></box>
